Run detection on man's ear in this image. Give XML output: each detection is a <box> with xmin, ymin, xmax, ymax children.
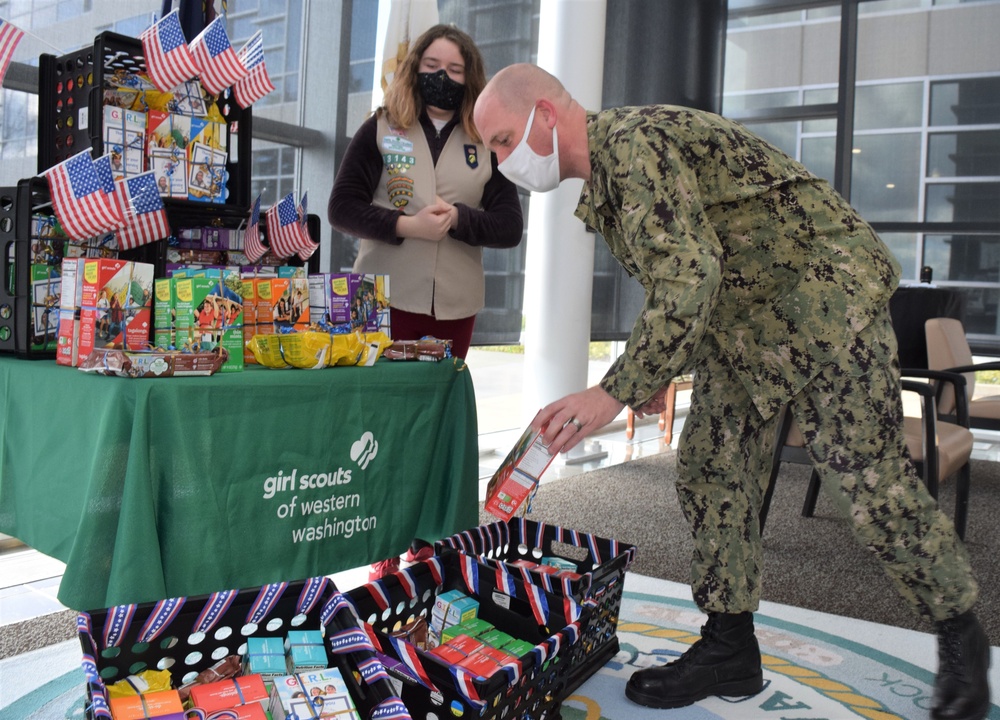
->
<box><xmin>535</xmin><ymin>98</ymin><xmax>557</xmax><ymax>128</ymax></box>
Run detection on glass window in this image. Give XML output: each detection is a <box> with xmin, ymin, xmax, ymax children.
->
<box><xmin>742</xmin><ymin>121</ymin><xmax>798</xmax><ymax>159</ymax></box>
<box><xmin>930</xmin><ymin>77</ymin><xmax>1000</xmax><ymax>126</ymax></box>
<box><xmin>855</xmin><ymin>82</ymin><xmax>923</xmax><ymax>131</ymax></box>
<box><xmin>722</xmin><ymin>90</ymin><xmax>799</xmax><ymax>117</ymax></box>
<box><xmin>928</xmin><ymin>130</ymin><xmax>1000</xmax><ymax>177</ymax></box>
<box><xmin>955</xmin><ymin>286</ymin><xmax>999</xmax><ymax>336</ymax></box>
<box><xmin>879</xmin><ymin>232</ymin><xmax>919</xmax><ymax>281</ymax></box>
<box><xmin>728</xmin><ymin>10</ymin><xmax>801</xmax><ymax>30</ymax></box>
<box><xmin>802</xmin><ymin>87</ymin><xmax>838</xmax><ymax>133</ymax></box>
<box><xmin>933</xmin><ymin>0</ymin><xmax>1000</xmax><ymax>5</ymax></box>
<box><xmin>801</xmin><ymin>136</ymin><xmax>836</xmax><ymax>185</ymax></box>
<box><xmin>926</xmin><ymin>183</ymin><xmax>1000</xmax><ymax>223</ymax></box>
<box><xmin>924</xmin><ymin>234</ymin><xmax>1000</xmax><ymax>282</ymax></box>
<box><xmin>862</xmin><ymin>0</ymin><xmax>928</xmax><ymax>12</ymax></box>
<box><xmin>851</xmin><ymin>133</ymin><xmax>922</xmax><ymax>221</ymax></box>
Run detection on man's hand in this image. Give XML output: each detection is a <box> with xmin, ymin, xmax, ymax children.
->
<box><xmin>633</xmin><ymin>385</ymin><xmax>670</xmax><ymax>419</ymax></box>
<box><xmin>532</xmin><ymin>386</ymin><xmax>625</xmax><ymax>455</ymax></box>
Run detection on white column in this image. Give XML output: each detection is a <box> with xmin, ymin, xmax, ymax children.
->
<box><xmin>521</xmin><ymin>0</ymin><xmax>607</xmax><ymax>426</ymax></box>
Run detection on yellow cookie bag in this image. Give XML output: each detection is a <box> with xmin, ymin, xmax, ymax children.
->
<box><xmin>247</xmin><ymin>334</ymin><xmax>290</xmax><ymax>368</ymax></box>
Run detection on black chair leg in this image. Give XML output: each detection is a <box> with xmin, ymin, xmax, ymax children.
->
<box><xmin>954</xmin><ymin>463</ymin><xmax>971</xmax><ymax>541</ymax></box>
<box><xmin>761</xmin><ymin>405</ymin><xmax>794</xmax><ymax>534</ymax></box>
<box><xmin>802</xmin><ymin>469</ymin><xmax>822</xmax><ymax>517</ymax></box>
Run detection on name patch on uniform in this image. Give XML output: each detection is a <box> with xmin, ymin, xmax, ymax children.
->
<box><xmin>382</xmin><ymin>134</ymin><xmax>414</xmax><ymax>154</ymax></box>
<box><xmin>383</xmin><ymin>153</ymin><xmax>415</xmax><ymax>176</ymax></box>
<box><xmin>464</xmin><ymin>144</ymin><xmax>479</xmax><ymax>169</ymax></box>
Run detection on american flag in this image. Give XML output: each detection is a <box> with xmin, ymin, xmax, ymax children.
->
<box><xmin>140</xmin><ymin>9</ymin><xmax>199</xmax><ymax>92</ymax></box>
<box><xmin>44</xmin><ymin>150</ymin><xmax>125</xmax><ymax>241</ymax></box>
<box><xmin>265</xmin><ymin>192</ymin><xmax>311</xmax><ymax>258</ymax></box>
<box><xmin>295</xmin><ymin>191</ymin><xmax>318</xmax><ymax>260</ymax></box>
<box><xmin>0</xmin><ymin>19</ymin><xmax>25</xmax><ymax>90</ymax></box>
<box><xmin>113</xmin><ymin>172</ymin><xmax>170</xmax><ymax>250</ymax></box>
<box><xmin>233</xmin><ymin>31</ymin><xmax>275</xmax><ymax>109</ymax></box>
<box><xmin>93</xmin><ymin>153</ymin><xmax>117</xmax><ymax>195</ymax></box>
<box><xmin>190</xmin><ymin>16</ymin><xmax>247</xmax><ymax>96</ymax></box>
<box><xmin>244</xmin><ymin>194</ymin><xmax>267</xmax><ymax>263</ymax></box>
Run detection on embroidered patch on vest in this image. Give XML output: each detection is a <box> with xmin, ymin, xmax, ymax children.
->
<box><xmin>382</xmin><ymin>133</ymin><xmax>414</xmax><ymax>154</ymax></box>
<box><xmin>464</xmin><ymin>144</ymin><xmax>479</xmax><ymax>169</ymax></box>
<box><xmin>383</xmin><ymin>153</ymin><xmax>415</xmax><ymax>176</ymax></box>
<box><xmin>386</xmin><ymin>176</ymin><xmax>414</xmax><ymax>208</ymax></box>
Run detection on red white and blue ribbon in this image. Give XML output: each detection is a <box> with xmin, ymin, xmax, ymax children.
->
<box><xmin>87</xmin><ymin>691</ymin><xmax>112</xmax><ymax>718</ymax></box>
<box><xmin>425</xmin><ymin>556</ymin><xmax>444</xmax><ymax>586</ymax></box>
<box><xmin>193</xmin><ymin>590</ymin><xmax>237</xmax><ymax>635</ymax></box>
<box><xmin>562</xmin><ymin>594</ymin><xmax>582</xmax><ymax>624</ymax></box>
<box><xmin>295</xmin><ymin>577</ymin><xmax>329</xmax><ymax>616</ymax></box>
<box><xmin>357</xmin><ymin>655</ymin><xmax>391</xmax><ymax>685</ymax></box>
<box><xmin>495</xmin><ymin>563</ymin><xmax>517</xmax><ymax>597</ymax></box>
<box><xmin>320</xmin><ymin>591</ymin><xmax>354</xmax><ymax>627</ymax></box>
<box><xmin>448</xmin><ymin>664</ymin><xmax>484</xmax><ymax>708</ymax></box>
<box><xmin>585</xmin><ymin>532</ymin><xmax>602</xmax><ymax>565</ymax></box>
<box><xmin>372</xmin><ymin>697</ymin><xmax>412</xmax><ymax>720</ymax></box>
<box><xmin>458</xmin><ymin>554</ymin><xmax>479</xmax><ymax>595</ymax></box>
<box><xmin>524</xmin><ymin>579</ymin><xmax>549</xmax><ymax>627</ymax></box>
<box><xmin>138</xmin><ymin>597</ymin><xmax>185</xmax><ymax>643</ymax></box>
<box><xmin>396</xmin><ymin>567</ymin><xmax>419</xmax><ymax>600</ymax></box>
<box><xmin>102</xmin><ymin>604</ymin><xmax>136</xmax><ymax>649</ymax></box>
<box><xmin>246</xmin><ymin>581</ymin><xmax>287</xmax><ymax>625</ymax></box>
<box><xmin>80</xmin><ymin>652</ymin><xmax>100</xmax><ymax>683</ymax></box>
<box><xmin>328</xmin><ymin>628</ymin><xmax>375</xmax><ymax>655</ymax></box>
<box><xmin>388</xmin><ymin>635</ymin><xmax>438</xmax><ymax>693</ymax></box>
<box><xmin>78</xmin><ymin>612</ymin><xmax>97</xmax><ymax>656</ymax></box>
<box><xmin>364</xmin><ymin>579</ymin><xmax>391</xmax><ymax>612</ymax></box>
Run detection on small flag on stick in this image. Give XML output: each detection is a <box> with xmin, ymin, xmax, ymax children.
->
<box><xmin>190</xmin><ymin>16</ymin><xmax>247</xmax><ymax>95</ymax></box>
<box><xmin>140</xmin><ymin>9</ymin><xmax>199</xmax><ymax>92</ymax></box>
<box><xmin>233</xmin><ymin>31</ymin><xmax>275</xmax><ymax>108</ymax></box>
<box><xmin>0</xmin><ymin>18</ymin><xmax>25</xmax><ymax>89</ymax></box>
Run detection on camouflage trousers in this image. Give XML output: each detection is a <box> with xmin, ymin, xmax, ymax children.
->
<box><xmin>676</xmin><ymin>307</ymin><xmax>978</xmax><ymax>622</ymax></box>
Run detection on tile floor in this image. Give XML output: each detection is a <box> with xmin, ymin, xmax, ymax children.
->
<box><xmin>5</xmin><ymin>348</ymin><xmax>1000</xmax><ymax>629</ymax></box>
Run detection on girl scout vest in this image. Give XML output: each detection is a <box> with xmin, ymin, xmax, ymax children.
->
<box><xmin>354</xmin><ymin>115</ymin><xmax>492</xmax><ymax>320</ymax></box>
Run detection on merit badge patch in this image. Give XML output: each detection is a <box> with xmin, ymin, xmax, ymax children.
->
<box><xmin>386</xmin><ymin>176</ymin><xmax>414</xmax><ymax>208</ymax></box>
<box><xmin>465</xmin><ymin>144</ymin><xmax>479</xmax><ymax>169</ymax></box>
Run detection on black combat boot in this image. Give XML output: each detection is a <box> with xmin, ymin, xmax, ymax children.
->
<box><xmin>625</xmin><ymin>611</ymin><xmax>764</xmax><ymax>709</ymax></box>
<box><xmin>932</xmin><ymin>611</ymin><xmax>991</xmax><ymax>720</ymax></box>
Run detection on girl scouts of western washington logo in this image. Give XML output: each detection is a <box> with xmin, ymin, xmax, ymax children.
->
<box><xmin>465</xmin><ymin>144</ymin><xmax>479</xmax><ymax>168</ymax></box>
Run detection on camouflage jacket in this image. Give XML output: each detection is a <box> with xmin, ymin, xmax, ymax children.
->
<box><xmin>575</xmin><ymin>107</ymin><xmax>901</xmax><ymax>420</ymax></box>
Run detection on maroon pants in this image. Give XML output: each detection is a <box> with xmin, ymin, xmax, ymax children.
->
<box><xmin>390</xmin><ymin>308</ymin><xmax>476</xmax><ymax>359</ymax></box>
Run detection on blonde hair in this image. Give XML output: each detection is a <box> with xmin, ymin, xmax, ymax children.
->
<box><xmin>380</xmin><ymin>24</ymin><xmax>486</xmax><ymax>143</ymax></box>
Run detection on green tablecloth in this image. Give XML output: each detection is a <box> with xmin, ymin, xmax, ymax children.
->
<box><xmin>0</xmin><ymin>357</ymin><xmax>479</xmax><ymax>611</ymax></box>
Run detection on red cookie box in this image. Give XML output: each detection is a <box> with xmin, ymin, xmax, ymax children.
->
<box><xmin>188</xmin><ymin>674</ymin><xmax>268</xmax><ymax>714</ymax></box>
<box><xmin>456</xmin><ymin>645</ymin><xmax>518</xmax><ymax>681</ymax></box>
<box><xmin>58</xmin><ymin>258</ymin><xmax>155</xmax><ymax>366</ymax></box>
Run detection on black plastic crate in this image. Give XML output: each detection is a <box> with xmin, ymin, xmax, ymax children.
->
<box><xmin>347</xmin><ymin>550</ymin><xmax>597</xmax><ymax>720</ymax></box>
<box><xmin>0</xmin><ymin>176</ymin><xmax>173</xmax><ymax>357</ymax></box>
<box><xmin>0</xmin><ymin>181</ymin><xmax>45</xmax><ymax>356</ymax></box>
<box><xmin>435</xmin><ymin>518</ymin><xmax>636</xmax><ymax>689</ymax></box>
<box><xmin>77</xmin><ymin>577</ymin><xmax>402</xmax><ymax>720</ymax></box>
<box><xmin>38</xmin><ymin>31</ymin><xmax>252</xmax><ymax>208</ymax></box>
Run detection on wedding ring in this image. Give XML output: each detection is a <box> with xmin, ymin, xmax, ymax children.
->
<box><xmin>568</xmin><ymin>417</ymin><xmax>583</xmax><ymax>431</ymax></box>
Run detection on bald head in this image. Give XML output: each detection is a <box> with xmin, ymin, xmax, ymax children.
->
<box><xmin>474</xmin><ymin>64</ymin><xmax>589</xmax><ymax>180</ymax></box>
<box><xmin>481</xmin><ymin>63</ymin><xmax>569</xmax><ymax>117</ymax></box>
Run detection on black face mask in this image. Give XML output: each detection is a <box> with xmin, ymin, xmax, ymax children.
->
<box><xmin>417</xmin><ymin>69</ymin><xmax>466</xmax><ymax>111</ymax></box>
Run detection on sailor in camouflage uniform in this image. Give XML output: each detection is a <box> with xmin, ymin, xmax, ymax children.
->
<box><xmin>475</xmin><ymin>63</ymin><xmax>990</xmax><ymax>720</ymax></box>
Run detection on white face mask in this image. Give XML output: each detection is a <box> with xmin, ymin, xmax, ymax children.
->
<box><xmin>497</xmin><ymin>105</ymin><xmax>560</xmax><ymax>193</ymax></box>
